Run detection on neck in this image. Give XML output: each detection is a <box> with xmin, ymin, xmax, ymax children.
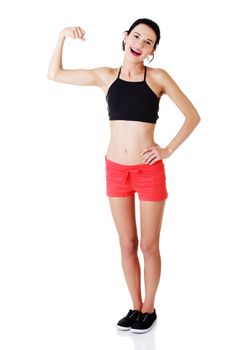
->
<box><xmin>120</xmin><ymin>59</ymin><xmax>144</xmax><ymax>79</ymax></box>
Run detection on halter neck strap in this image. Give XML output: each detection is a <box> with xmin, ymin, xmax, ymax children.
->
<box><xmin>117</xmin><ymin>66</ymin><xmax>122</xmax><ymax>78</ymax></box>
<box><xmin>144</xmin><ymin>66</ymin><xmax>147</xmax><ymax>81</ymax></box>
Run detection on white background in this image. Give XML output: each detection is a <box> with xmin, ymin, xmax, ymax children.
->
<box><xmin>0</xmin><ymin>0</ymin><xmax>232</xmax><ymax>349</ymax></box>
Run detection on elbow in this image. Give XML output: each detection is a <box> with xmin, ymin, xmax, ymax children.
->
<box><xmin>47</xmin><ymin>74</ymin><xmax>56</xmax><ymax>81</ymax></box>
<box><xmin>47</xmin><ymin>72</ymin><xmax>56</xmax><ymax>80</ymax></box>
<box><xmin>194</xmin><ymin>107</ymin><xmax>201</xmax><ymax>124</ymax></box>
<box><xmin>47</xmin><ymin>69</ymin><xmax>61</xmax><ymax>81</ymax></box>
<box><xmin>47</xmin><ymin>69</ymin><xmax>63</xmax><ymax>82</ymax></box>
<box><xmin>195</xmin><ymin>115</ymin><xmax>201</xmax><ymax>125</ymax></box>
<box><xmin>192</xmin><ymin>115</ymin><xmax>201</xmax><ymax>131</ymax></box>
<box><xmin>189</xmin><ymin>111</ymin><xmax>201</xmax><ymax>126</ymax></box>
<box><xmin>191</xmin><ymin>115</ymin><xmax>201</xmax><ymax>128</ymax></box>
<box><xmin>185</xmin><ymin>113</ymin><xmax>201</xmax><ymax>129</ymax></box>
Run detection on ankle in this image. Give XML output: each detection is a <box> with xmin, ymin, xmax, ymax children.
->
<box><xmin>133</xmin><ymin>303</ymin><xmax>143</xmax><ymax>311</ymax></box>
<box><xmin>141</xmin><ymin>306</ymin><xmax>155</xmax><ymax>314</ymax></box>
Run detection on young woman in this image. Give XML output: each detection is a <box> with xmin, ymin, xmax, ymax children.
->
<box><xmin>47</xmin><ymin>18</ymin><xmax>201</xmax><ymax>334</ymax></box>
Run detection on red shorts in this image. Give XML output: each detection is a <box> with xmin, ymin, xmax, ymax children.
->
<box><xmin>105</xmin><ymin>156</ymin><xmax>168</xmax><ymax>201</ymax></box>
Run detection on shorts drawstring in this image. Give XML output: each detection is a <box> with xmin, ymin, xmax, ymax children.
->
<box><xmin>123</xmin><ymin>169</ymin><xmax>141</xmax><ymax>183</ymax></box>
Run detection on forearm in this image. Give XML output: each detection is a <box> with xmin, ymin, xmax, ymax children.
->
<box><xmin>47</xmin><ymin>32</ymin><xmax>66</xmax><ymax>80</ymax></box>
<box><xmin>166</xmin><ymin>113</ymin><xmax>201</xmax><ymax>156</ymax></box>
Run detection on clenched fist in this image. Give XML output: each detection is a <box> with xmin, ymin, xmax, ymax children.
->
<box><xmin>59</xmin><ymin>26</ymin><xmax>86</xmax><ymax>41</ymax></box>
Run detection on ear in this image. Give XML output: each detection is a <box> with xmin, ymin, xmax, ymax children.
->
<box><xmin>123</xmin><ymin>31</ymin><xmax>128</xmax><ymax>41</ymax></box>
<box><xmin>151</xmin><ymin>48</ymin><xmax>156</xmax><ymax>55</ymax></box>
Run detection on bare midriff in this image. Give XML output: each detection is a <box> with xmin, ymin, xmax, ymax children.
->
<box><xmin>106</xmin><ymin>120</ymin><xmax>157</xmax><ymax>165</ymax></box>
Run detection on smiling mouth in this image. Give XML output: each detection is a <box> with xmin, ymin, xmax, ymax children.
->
<box><xmin>130</xmin><ymin>47</ymin><xmax>142</xmax><ymax>56</ymax></box>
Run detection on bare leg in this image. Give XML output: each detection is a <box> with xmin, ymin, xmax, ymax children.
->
<box><xmin>139</xmin><ymin>200</ymin><xmax>166</xmax><ymax>313</ymax></box>
<box><xmin>108</xmin><ymin>196</ymin><xmax>143</xmax><ymax>310</ymax></box>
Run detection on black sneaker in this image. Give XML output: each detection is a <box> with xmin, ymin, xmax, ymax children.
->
<box><xmin>116</xmin><ymin>309</ymin><xmax>142</xmax><ymax>331</ymax></box>
<box><xmin>130</xmin><ymin>308</ymin><xmax>157</xmax><ymax>333</ymax></box>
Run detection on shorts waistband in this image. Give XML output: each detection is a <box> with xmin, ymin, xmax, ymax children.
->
<box><xmin>105</xmin><ymin>155</ymin><xmax>163</xmax><ymax>170</ymax></box>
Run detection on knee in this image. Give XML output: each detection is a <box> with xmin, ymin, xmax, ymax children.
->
<box><xmin>120</xmin><ymin>239</ymin><xmax>138</xmax><ymax>256</ymax></box>
<box><xmin>140</xmin><ymin>239</ymin><xmax>160</xmax><ymax>256</ymax></box>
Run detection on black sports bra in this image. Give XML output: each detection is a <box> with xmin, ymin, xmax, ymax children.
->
<box><xmin>106</xmin><ymin>66</ymin><xmax>161</xmax><ymax>124</ymax></box>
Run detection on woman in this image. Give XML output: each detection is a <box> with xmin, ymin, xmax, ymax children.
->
<box><xmin>47</xmin><ymin>18</ymin><xmax>201</xmax><ymax>334</ymax></box>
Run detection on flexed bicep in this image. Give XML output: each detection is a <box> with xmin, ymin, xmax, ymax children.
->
<box><xmin>47</xmin><ymin>25</ymin><xmax>108</xmax><ymax>87</ymax></box>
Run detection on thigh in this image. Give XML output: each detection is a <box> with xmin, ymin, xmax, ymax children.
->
<box><xmin>134</xmin><ymin>160</ymin><xmax>168</xmax><ymax>201</ymax></box>
<box><xmin>139</xmin><ymin>200</ymin><xmax>166</xmax><ymax>249</ymax></box>
<box><xmin>108</xmin><ymin>196</ymin><xmax>138</xmax><ymax>244</ymax></box>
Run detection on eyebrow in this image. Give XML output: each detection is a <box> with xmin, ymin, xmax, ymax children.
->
<box><xmin>133</xmin><ymin>31</ymin><xmax>154</xmax><ymax>43</ymax></box>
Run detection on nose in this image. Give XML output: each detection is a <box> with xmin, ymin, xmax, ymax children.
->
<box><xmin>137</xmin><ymin>41</ymin><xmax>143</xmax><ymax>50</ymax></box>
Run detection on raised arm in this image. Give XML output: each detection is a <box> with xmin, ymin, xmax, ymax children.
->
<box><xmin>47</xmin><ymin>26</ymin><xmax>107</xmax><ymax>87</ymax></box>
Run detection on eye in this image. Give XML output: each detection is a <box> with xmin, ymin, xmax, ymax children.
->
<box><xmin>146</xmin><ymin>41</ymin><xmax>151</xmax><ymax>45</ymax></box>
<box><xmin>134</xmin><ymin>34</ymin><xmax>139</xmax><ymax>39</ymax></box>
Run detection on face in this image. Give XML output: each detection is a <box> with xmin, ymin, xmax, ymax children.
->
<box><xmin>124</xmin><ymin>23</ymin><xmax>157</xmax><ymax>62</ymax></box>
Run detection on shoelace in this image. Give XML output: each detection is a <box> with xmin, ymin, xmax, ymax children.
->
<box><xmin>136</xmin><ymin>312</ymin><xmax>150</xmax><ymax>322</ymax></box>
<box><xmin>126</xmin><ymin>309</ymin><xmax>139</xmax><ymax>319</ymax></box>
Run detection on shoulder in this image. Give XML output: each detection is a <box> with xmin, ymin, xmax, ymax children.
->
<box><xmin>94</xmin><ymin>67</ymin><xmax>119</xmax><ymax>80</ymax></box>
<box><xmin>94</xmin><ymin>67</ymin><xmax>121</xmax><ymax>92</ymax></box>
<box><xmin>147</xmin><ymin>67</ymin><xmax>178</xmax><ymax>95</ymax></box>
<box><xmin>148</xmin><ymin>67</ymin><xmax>172</xmax><ymax>83</ymax></box>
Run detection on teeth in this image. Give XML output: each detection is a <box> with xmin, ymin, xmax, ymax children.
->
<box><xmin>131</xmin><ymin>47</ymin><xmax>141</xmax><ymax>54</ymax></box>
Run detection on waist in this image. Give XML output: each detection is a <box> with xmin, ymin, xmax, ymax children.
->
<box><xmin>105</xmin><ymin>155</ymin><xmax>164</xmax><ymax>169</ymax></box>
<box><xmin>106</xmin><ymin>140</ymin><xmax>157</xmax><ymax>165</ymax></box>
<box><xmin>107</xmin><ymin>120</ymin><xmax>156</xmax><ymax>164</ymax></box>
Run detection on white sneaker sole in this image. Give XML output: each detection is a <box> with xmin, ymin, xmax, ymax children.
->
<box><xmin>116</xmin><ymin>325</ymin><xmax>131</xmax><ymax>331</ymax></box>
<box><xmin>130</xmin><ymin>319</ymin><xmax>157</xmax><ymax>333</ymax></box>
